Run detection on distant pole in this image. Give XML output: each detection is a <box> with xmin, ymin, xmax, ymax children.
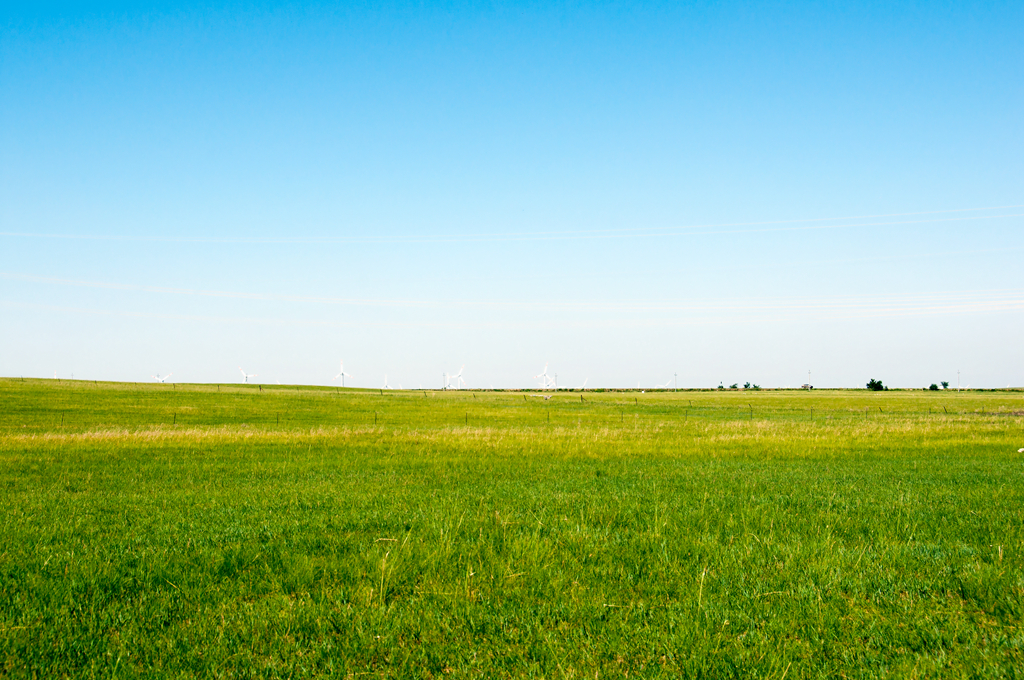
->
<box><xmin>674</xmin><ymin>373</ymin><xmax>677</xmax><ymax>391</ymax></box>
<box><xmin>808</xmin><ymin>369</ymin><xmax>811</xmax><ymax>388</ymax></box>
<box><xmin>957</xmin><ymin>370</ymin><xmax>960</xmax><ymax>392</ymax></box>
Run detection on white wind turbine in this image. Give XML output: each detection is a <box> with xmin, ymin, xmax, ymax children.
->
<box><xmin>534</xmin><ymin>363</ymin><xmax>555</xmax><ymax>390</ymax></box>
<box><xmin>382</xmin><ymin>375</ymin><xmax>392</xmax><ymax>390</ymax></box>
<box><xmin>239</xmin><ymin>367</ymin><xmax>257</xmax><ymax>383</ymax></box>
<box><xmin>655</xmin><ymin>378</ymin><xmax>673</xmax><ymax>389</ymax></box>
<box><xmin>152</xmin><ymin>373</ymin><xmax>173</xmax><ymax>383</ymax></box>
<box><xmin>333</xmin><ymin>360</ymin><xmax>352</xmax><ymax>387</ymax></box>
<box><xmin>447</xmin><ymin>365</ymin><xmax>466</xmax><ymax>390</ymax></box>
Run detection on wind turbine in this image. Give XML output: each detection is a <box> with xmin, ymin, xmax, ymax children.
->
<box><xmin>577</xmin><ymin>378</ymin><xmax>588</xmax><ymax>390</ymax></box>
<box><xmin>382</xmin><ymin>375</ymin><xmax>392</xmax><ymax>390</ymax></box>
<box><xmin>534</xmin><ymin>363</ymin><xmax>555</xmax><ymax>390</ymax></box>
<box><xmin>449</xmin><ymin>365</ymin><xmax>466</xmax><ymax>390</ymax></box>
<box><xmin>152</xmin><ymin>373</ymin><xmax>173</xmax><ymax>383</ymax></box>
<box><xmin>239</xmin><ymin>367</ymin><xmax>257</xmax><ymax>383</ymax></box>
<box><xmin>655</xmin><ymin>378</ymin><xmax>673</xmax><ymax>389</ymax></box>
<box><xmin>333</xmin><ymin>360</ymin><xmax>352</xmax><ymax>387</ymax></box>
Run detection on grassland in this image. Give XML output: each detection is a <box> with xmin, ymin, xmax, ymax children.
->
<box><xmin>1</xmin><ymin>378</ymin><xmax>1022</xmax><ymax>678</ymax></box>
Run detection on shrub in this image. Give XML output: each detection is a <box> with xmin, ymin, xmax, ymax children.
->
<box><xmin>866</xmin><ymin>379</ymin><xmax>884</xmax><ymax>391</ymax></box>
<box><xmin>929</xmin><ymin>384</ymin><xmax>939</xmax><ymax>391</ymax></box>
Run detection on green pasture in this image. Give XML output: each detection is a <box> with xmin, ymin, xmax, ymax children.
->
<box><xmin>1</xmin><ymin>378</ymin><xmax>1023</xmax><ymax>678</ymax></box>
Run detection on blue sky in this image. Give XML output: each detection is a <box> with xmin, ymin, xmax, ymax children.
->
<box><xmin>2</xmin><ymin>1</ymin><xmax>1021</xmax><ymax>388</ymax></box>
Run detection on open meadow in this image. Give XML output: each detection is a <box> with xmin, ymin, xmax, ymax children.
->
<box><xmin>1</xmin><ymin>378</ymin><xmax>1023</xmax><ymax>678</ymax></box>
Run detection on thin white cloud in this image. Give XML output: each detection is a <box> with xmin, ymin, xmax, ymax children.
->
<box><xmin>1</xmin><ymin>206</ymin><xmax>1020</xmax><ymax>244</ymax></box>
<box><xmin>3</xmin><ymin>282</ymin><xmax>1022</xmax><ymax>327</ymax></box>
<box><xmin>4</xmin><ymin>271</ymin><xmax>1024</xmax><ymax>315</ymax></box>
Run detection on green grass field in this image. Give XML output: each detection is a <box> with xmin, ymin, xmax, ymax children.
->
<box><xmin>1</xmin><ymin>378</ymin><xmax>1022</xmax><ymax>678</ymax></box>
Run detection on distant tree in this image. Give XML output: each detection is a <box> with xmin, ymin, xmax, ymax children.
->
<box><xmin>729</xmin><ymin>383</ymin><xmax>739</xmax><ymax>389</ymax></box>
<box><xmin>752</xmin><ymin>384</ymin><xmax>760</xmax><ymax>390</ymax></box>
<box><xmin>941</xmin><ymin>381</ymin><xmax>949</xmax><ymax>389</ymax></box>
<box><xmin>743</xmin><ymin>382</ymin><xmax>751</xmax><ymax>389</ymax></box>
<box><xmin>866</xmin><ymin>378</ymin><xmax>884</xmax><ymax>391</ymax></box>
<box><xmin>929</xmin><ymin>383</ymin><xmax>939</xmax><ymax>391</ymax></box>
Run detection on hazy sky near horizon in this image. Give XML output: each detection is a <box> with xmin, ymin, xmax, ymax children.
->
<box><xmin>2</xmin><ymin>1</ymin><xmax>1022</xmax><ymax>389</ymax></box>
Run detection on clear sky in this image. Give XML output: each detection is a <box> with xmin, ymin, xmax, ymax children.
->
<box><xmin>2</xmin><ymin>1</ymin><xmax>1021</xmax><ymax>389</ymax></box>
